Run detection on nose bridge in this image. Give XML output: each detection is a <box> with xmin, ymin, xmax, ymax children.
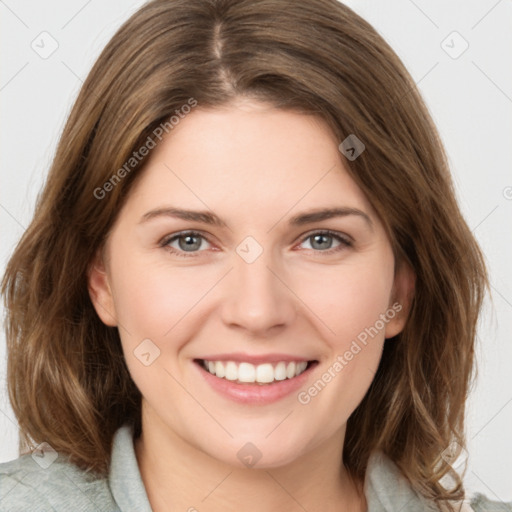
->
<box><xmin>220</xmin><ymin>236</ymin><xmax>295</xmax><ymax>334</ymax></box>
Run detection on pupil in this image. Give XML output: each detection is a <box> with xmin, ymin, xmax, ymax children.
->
<box><xmin>180</xmin><ymin>235</ymin><xmax>200</xmax><ymax>251</ymax></box>
<box><xmin>312</xmin><ymin>234</ymin><xmax>331</xmax><ymax>250</ymax></box>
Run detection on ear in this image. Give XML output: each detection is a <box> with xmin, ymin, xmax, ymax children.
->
<box><xmin>87</xmin><ymin>247</ymin><xmax>118</xmax><ymax>327</ymax></box>
<box><xmin>384</xmin><ymin>259</ymin><xmax>415</xmax><ymax>339</ymax></box>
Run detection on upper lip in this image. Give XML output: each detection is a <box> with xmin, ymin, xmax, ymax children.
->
<box><xmin>197</xmin><ymin>353</ymin><xmax>316</xmax><ymax>365</ymax></box>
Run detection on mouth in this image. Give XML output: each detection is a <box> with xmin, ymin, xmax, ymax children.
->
<box><xmin>193</xmin><ymin>357</ymin><xmax>319</xmax><ymax>404</ymax></box>
<box><xmin>194</xmin><ymin>358</ymin><xmax>318</xmax><ymax>385</ymax></box>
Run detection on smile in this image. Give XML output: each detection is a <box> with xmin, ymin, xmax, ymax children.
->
<box><xmin>193</xmin><ymin>357</ymin><xmax>319</xmax><ymax>404</ymax></box>
<box><xmin>198</xmin><ymin>359</ymin><xmax>311</xmax><ymax>385</ymax></box>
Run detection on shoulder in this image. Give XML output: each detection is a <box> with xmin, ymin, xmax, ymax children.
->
<box><xmin>365</xmin><ymin>451</ymin><xmax>512</xmax><ymax>512</ymax></box>
<box><xmin>468</xmin><ymin>492</ymin><xmax>512</xmax><ymax>512</ymax></box>
<box><xmin>0</xmin><ymin>452</ymin><xmax>119</xmax><ymax>512</ymax></box>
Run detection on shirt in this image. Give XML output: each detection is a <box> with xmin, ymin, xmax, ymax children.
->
<box><xmin>0</xmin><ymin>423</ymin><xmax>510</xmax><ymax>511</ymax></box>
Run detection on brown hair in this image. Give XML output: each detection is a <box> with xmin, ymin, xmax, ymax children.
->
<box><xmin>2</xmin><ymin>0</ymin><xmax>487</xmax><ymax>509</ymax></box>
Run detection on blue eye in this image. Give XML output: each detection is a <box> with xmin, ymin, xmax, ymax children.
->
<box><xmin>161</xmin><ymin>231</ymin><xmax>210</xmax><ymax>258</ymax></box>
<box><xmin>298</xmin><ymin>230</ymin><xmax>352</xmax><ymax>253</ymax></box>
<box><xmin>160</xmin><ymin>229</ymin><xmax>352</xmax><ymax>258</ymax></box>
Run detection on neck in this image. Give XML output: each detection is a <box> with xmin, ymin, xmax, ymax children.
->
<box><xmin>134</xmin><ymin>411</ymin><xmax>366</xmax><ymax>512</ymax></box>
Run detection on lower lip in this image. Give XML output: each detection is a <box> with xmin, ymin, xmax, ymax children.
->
<box><xmin>193</xmin><ymin>360</ymin><xmax>318</xmax><ymax>405</ymax></box>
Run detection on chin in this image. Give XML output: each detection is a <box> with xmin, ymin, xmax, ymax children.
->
<box><xmin>202</xmin><ymin>434</ymin><xmax>311</xmax><ymax>470</ymax></box>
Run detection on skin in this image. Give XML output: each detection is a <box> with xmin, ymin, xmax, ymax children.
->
<box><xmin>88</xmin><ymin>98</ymin><xmax>414</xmax><ymax>512</ymax></box>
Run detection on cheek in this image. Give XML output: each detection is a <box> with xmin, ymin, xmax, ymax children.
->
<box><xmin>296</xmin><ymin>253</ymin><xmax>395</xmax><ymax>418</ymax></box>
<box><xmin>294</xmin><ymin>254</ymin><xmax>395</xmax><ymax>348</ymax></box>
<box><xmin>293</xmin><ymin>262</ymin><xmax>394</xmax><ymax>431</ymax></box>
<box><xmin>109</xmin><ymin>245</ymin><xmax>210</xmax><ymax>340</ymax></box>
<box><xmin>108</xmin><ymin>251</ymin><xmax>211</xmax><ymax>396</ymax></box>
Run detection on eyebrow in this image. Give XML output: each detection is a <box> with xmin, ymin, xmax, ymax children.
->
<box><xmin>139</xmin><ymin>206</ymin><xmax>373</xmax><ymax>229</ymax></box>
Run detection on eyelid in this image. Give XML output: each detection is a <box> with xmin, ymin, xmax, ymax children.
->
<box><xmin>160</xmin><ymin>228</ymin><xmax>353</xmax><ymax>258</ymax></box>
<box><xmin>294</xmin><ymin>229</ymin><xmax>353</xmax><ymax>255</ymax></box>
<box><xmin>159</xmin><ymin>230</ymin><xmax>214</xmax><ymax>249</ymax></box>
<box><xmin>297</xmin><ymin>228</ymin><xmax>354</xmax><ymax>245</ymax></box>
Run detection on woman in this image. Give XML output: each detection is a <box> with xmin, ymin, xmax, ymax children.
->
<box><xmin>1</xmin><ymin>0</ymin><xmax>509</xmax><ymax>511</ymax></box>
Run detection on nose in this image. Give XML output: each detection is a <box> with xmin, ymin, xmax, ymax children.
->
<box><xmin>219</xmin><ymin>245</ymin><xmax>297</xmax><ymax>337</ymax></box>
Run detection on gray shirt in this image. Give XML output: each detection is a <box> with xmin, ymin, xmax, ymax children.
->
<box><xmin>0</xmin><ymin>423</ymin><xmax>510</xmax><ymax>511</ymax></box>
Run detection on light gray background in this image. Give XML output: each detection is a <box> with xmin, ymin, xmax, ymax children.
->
<box><xmin>1</xmin><ymin>0</ymin><xmax>511</xmax><ymax>502</ymax></box>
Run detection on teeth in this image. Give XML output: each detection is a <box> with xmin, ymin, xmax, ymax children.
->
<box><xmin>201</xmin><ymin>359</ymin><xmax>309</xmax><ymax>384</ymax></box>
<box><xmin>256</xmin><ymin>363</ymin><xmax>274</xmax><ymax>383</ymax></box>
<box><xmin>215</xmin><ymin>361</ymin><xmax>225</xmax><ymax>378</ymax></box>
<box><xmin>225</xmin><ymin>361</ymin><xmax>238</xmax><ymax>381</ymax></box>
<box><xmin>274</xmin><ymin>362</ymin><xmax>287</xmax><ymax>381</ymax></box>
<box><xmin>239</xmin><ymin>362</ymin><xmax>256</xmax><ymax>383</ymax></box>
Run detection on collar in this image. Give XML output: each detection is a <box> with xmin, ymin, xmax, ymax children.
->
<box><xmin>364</xmin><ymin>450</ymin><xmax>442</xmax><ymax>511</ymax></box>
<box><xmin>108</xmin><ymin>423</ymin><xmax>440</xmax><ymax>512</ymax></box>
<box><xmin>108</xmin><ymin>423</ymin><xmax>152</xmax><ymax>512</ymax></box>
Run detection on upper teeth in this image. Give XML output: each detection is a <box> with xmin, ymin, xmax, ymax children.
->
<box><xmin>202</xmin><ymin>360</ymin><xmax>308</xmax><ymax>384</ymax></box>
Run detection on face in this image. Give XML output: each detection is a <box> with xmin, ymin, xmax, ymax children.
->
<box><xmin>88</xmin><ymin>98</ymin><xmax>412</xmax><ymax>469</ymax></box>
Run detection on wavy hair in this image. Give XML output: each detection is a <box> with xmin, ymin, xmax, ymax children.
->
<box><xmin>2</xmin><ymin>1</ymin><xmax>487</xmax><ymax>509</ymax></box>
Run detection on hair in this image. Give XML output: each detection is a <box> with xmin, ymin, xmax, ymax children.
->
<box><xmin>2</xmin><ymin>0</ymin><xmax>487</xmax><ymax>510</ymax></box>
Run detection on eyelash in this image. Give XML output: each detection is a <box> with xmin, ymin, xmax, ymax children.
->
<box><xmin>159</xmin><ymin>230</ymin><xmax>353</xmax><ymax>258</ymax></box>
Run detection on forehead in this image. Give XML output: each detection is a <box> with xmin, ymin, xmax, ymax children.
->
<box><xmin>122</xmin><ymin>101</ymin><xmax>376</xmax><ymax>225</ymax></box>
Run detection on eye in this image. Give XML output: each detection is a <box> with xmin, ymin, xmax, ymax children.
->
<box><xmin>160</xmin><ymin>229</ymin><xmax>352</xmax><ymax>258</ymax></box>
<box><xmin>297</xmin><ymin>230</ymin><xmax>352</xmax><ymax>254</ymax></box>
<box><xmin>160</xmin><ymin>231</ymin><xmax>212</xmax><ymax>258</ymax></box>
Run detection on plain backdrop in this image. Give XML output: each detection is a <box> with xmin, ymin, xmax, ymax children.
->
<box><xmin>1</xmin><ymin>0</ymin><xmax>511</xmax><ymax>502</ymax></box>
